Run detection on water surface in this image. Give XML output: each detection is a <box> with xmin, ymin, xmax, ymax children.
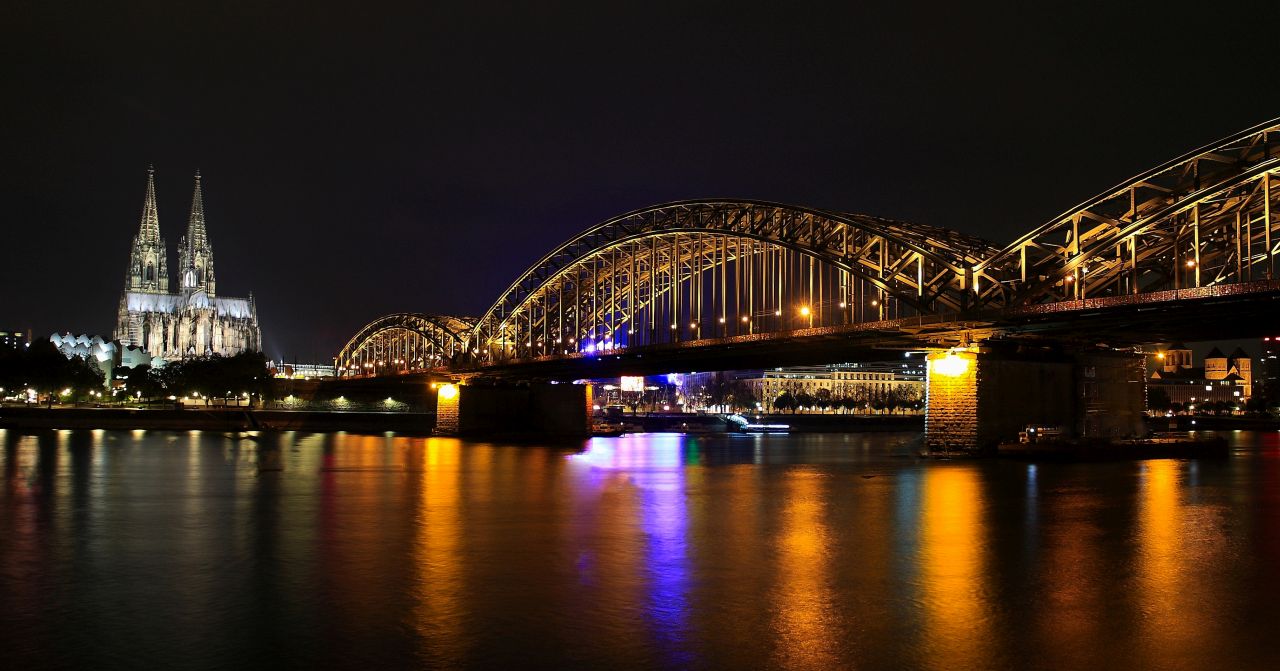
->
<box><xmin>3</xmin><ymin>428</ymin><xmax>1280</xmax><ymax>669</ymax></box>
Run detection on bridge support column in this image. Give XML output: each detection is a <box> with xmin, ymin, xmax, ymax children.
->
<box><xmin>924</xmin><ymin>346</ymin><xmax>1144</xmax><ymax>453</ymax></box>
<box><xmin>434</xmin><ymin>382</ymin><xmax>590</xmax><ymax>439</ymax></box>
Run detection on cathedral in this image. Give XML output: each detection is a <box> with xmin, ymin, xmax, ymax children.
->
<box><xmin>114</xmin><ymin>167</ymin><xmax>262</xmax><ymax>360</ymax></box>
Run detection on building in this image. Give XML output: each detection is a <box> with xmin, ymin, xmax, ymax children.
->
<box><xmin>270</xmin><ymin>362</ymin><xmax>337</xmax><ymax>379</ymax></box>
<box><xmin>1149</xmin><ymin>344</ymin><xmax>1251</xmax><ymax>406</ymax></box>
<box><xmin>740</xmin><ymin>361</ymin><xmax>925</xmax><ymax>411</ymax></box>
<box><xmin>1260</xmin><ymin>337</ymin><xmax>1280</xmax><ymax>407</ymax></box>
<box><xmin>0</xmin><ymin>329</ymin><xmax>29</xmax><ymax>349</ymax></box>
<box><xmin>114</xmin><ymin>167</ymin><xmax>262</xmax><ymax>360</ymax></box>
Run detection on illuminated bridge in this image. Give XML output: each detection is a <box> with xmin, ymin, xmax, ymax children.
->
<box><xmin>335</xmin><ymin>118</ymin><xmax>1280</xmax><ymax>449</ymax></box>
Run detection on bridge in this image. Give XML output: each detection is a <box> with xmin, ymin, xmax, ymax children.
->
<box><xmin>335</xmin><ymin>119</ymin><xmax>1280</xmax><ymax>449</ymax></box>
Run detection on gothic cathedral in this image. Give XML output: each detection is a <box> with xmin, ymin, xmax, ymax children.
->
<box><xmin>114</xmin><ymin>167</ymin><xmax>262</xmax><ymax>359</ymax></box>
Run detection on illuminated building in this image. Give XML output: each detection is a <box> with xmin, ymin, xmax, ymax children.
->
<box><xmin>0</xmin><ymin>329</ymin><xmax>28</xmax><ymax>349</ymax></box>
<box><xmin>740</xmin><ymin>362</ymin><xmax>925</xmax><ymax>411</ymax></box>
<box><xmin>113</xmin><ymin>167</ymin><xmax>262</xmax><ymax>359</ymax></box>
<box><xmin>1149</xmin><ymin>344</ymin><xmax>1251</xmax><ymax>405</ymax></box>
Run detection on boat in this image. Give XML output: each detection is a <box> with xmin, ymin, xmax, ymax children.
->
<box><xmin>590</xmin><ymin>421</ymin><xmax>626</xmax><ymax>437</ymax></box>
<box><xmin>742</xmin><ymin>423</ymin><xmax>791</xmax><ymax>433</ymax></box>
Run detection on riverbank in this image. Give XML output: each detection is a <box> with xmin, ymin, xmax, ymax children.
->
<box><xmin>0</xmin><ymin>406</ymin><xmax>435</xmax><ymax>433</ymax></box>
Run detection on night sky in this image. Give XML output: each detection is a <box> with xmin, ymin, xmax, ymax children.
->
<box><xmin>5</xmin><ymin>2</ymin><xmax>1280</xmax><ymax>362</ymax></box>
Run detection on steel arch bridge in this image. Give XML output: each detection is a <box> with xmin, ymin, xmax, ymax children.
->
<box><xmin>334</xmin><ymin>313</ymin><xmax>473</xmax><ymax>376</ymax></box>
<box><xmin>336</xmin><ymin>118</ymin><xmax>1280</xmax><ymax>377</ymax></box>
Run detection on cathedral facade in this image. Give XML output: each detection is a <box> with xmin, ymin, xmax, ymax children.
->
<box><xmin>114</xmin><ymin>167</ymin><xmax>262</xmax><ymax>359</ymax></box>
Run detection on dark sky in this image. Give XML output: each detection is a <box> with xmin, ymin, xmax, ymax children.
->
<box><xmin>4</xmin><ymin>1</ymin><xmax>1280</xmax><ymax>362</ymax></box>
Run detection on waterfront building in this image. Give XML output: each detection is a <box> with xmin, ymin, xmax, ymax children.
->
<box><xmin>739</xmin><ymin>361</ymin><xmax>925</xmax><ymax>411</ymax></box>
<box><xmin>270</xmin><ymin>362</ymin><xmax>337</xmax><ymax>379</ymax></box>
<box><xmin>1149</xmin><ymin>344</ymin><xmax>1251</xmax><ymax>405</ymax></box>
<box><xmin>114</xmin><ymin>168</ymin><xmax>262</xmax><ymax>360</ymax></box>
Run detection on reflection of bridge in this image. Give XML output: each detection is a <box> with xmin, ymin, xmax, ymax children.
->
<box><xmin>336</xmin><ymin>119</ymin><xmax>1280</xmax><ymax>449</ymax></box>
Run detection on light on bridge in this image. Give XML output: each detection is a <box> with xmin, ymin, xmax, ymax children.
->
<box><xmin>437</xmin><ymin>384</ymin><xmax>459</xmax><ymax>401</ymax></box>
<box><xmin>930</xmin><ymin>351</ymin><xmax>971</xmax><ymax>377</ymax></box>
<box><xmin>799</xmin><ymin>306</ymin><xmax>811</xmax><ymax>317</ymax></box>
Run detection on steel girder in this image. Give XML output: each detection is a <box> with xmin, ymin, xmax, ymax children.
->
<box><xmin>469</xmin><ymin>200</ymin><xmax>1000</xmax><ymax>363</ymax></box>
<box><xmin>335</xmin><ymin>313</ymin><xmax>474</xmax><ymax>376</ymax></box>
<box><xmin>974</xmin><ymin>118</ymin><xmax>1280</xmax><ymax>307</ymax></box>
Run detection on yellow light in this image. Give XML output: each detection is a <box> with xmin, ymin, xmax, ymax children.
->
<box><xmin>870</xmin><ymin>299</ymin><xmax>879</xmax><ymax>306</ymax></box>
<box><xmin>800</xmin><ymin>306</ymin><xmax>811</xmax><ymax>316</ymax></box>
<box><xmin>437</xmin><ymin>384</ymin><xmax>459</xmax><ymax>401</ymax></box>
<box><xmin>741</xmin><ymin>316</ymin><xmax>749</xmax><ymax>322</ymax></box>
<box><xmin>1186</xmin><ymin>260</ymin><xmax>1196</xmax><ymax>268</ymax></box>
<box><xmin>930</xmin><ymin>352</ymin><xmax>970</xmax><ymax>377</ymax></box>
<box><xmin>1157</xmin><ymin>352</ymin><xmax>1165</xmax><ymax>360</ymax></box>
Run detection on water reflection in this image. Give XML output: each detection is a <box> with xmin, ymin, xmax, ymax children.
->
<box><xmin>2</xmin><ymin>430</ymin><xmax>1279</xmax><ymax>669</ymax></box>
<box><xmin>770</xmin><ymin>469</ymin><xmax>840</xmax><ymax>670</ymax></box>
<box><xmin>918</xmin><ymin>467</ymin><xmax>992</xmax><ymax>670</ymax></box>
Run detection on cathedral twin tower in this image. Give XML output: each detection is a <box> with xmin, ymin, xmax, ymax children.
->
<box><xmin>114</xmin><ymin>167</ymin><xmax>262</xmax><ymax>360</ymax></box>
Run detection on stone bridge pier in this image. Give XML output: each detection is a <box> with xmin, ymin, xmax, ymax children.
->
<box><xmin>434</xmin><ymin>381</ymin><xmax>592</xmax><ymax>439</ymax></box>
<box><xmin>924</xmin><ymin>344</ymin><xmax>1145</xmax><ymax>453</ymax></box>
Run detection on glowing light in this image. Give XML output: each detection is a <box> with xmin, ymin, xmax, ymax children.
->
<box><xmin>437</xmin><ymin>384</ymin><xmax>459</xmax><ymax>401</ymax></box>
<box><xmin>741</xmin><ymin>315</ymin><xmax>749</xmax><ymax>322</ymax></box>
<box><xmin>870</xmin><ymin>299</ymin><xmax>879</xmax><ymax>306</ymax></box>
<box><xmin>931</xmin><ymin>351</ymin><xmax>970</xmax><ymax>377</ymax></box>
<box><xmin>799</xmin><ymin>306</ymin><xmax>811</xmax><ymax>316</ymax></box>
<box><xmin>1157</xmin><ymin>352</ymin><xmax>1165</xmax><ymax>360</ymax></box>
<box><xmin>774</xmin><ymin>309</ymin><xmax>782</xmax><ymax>316</ymax></box>
<box><xmin>839</xmin><ymin>301</ymin><xmax>847</xmax><ymax>308</ymax></box>
<box><xmin>1186</xmin><ymin>259</ymin><xmax>1196</xmax><ymax>267</ymax></box>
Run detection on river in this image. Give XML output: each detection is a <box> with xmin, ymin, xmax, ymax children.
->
<box><xmin>3</xmin><ymin>428</ymin><xmax>1280</xmax><ymax>669</ymax></box>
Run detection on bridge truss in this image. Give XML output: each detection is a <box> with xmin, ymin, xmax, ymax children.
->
<box><xmin>468</xmin><ymin>201</ymin><xmax>1000</xmax><ymax>364</ymax></box>
<box><xmin>334</xmin><ymin>313</ymin><xmax>472</xmax><ymax>376</ymax></box>
<box><xmin>974</xmin><ymin>118</ymin><xmax>1280</xmax><ymax>307</ymax></box>
<box><xmin>335</xmin><ymin>118</ymin><xmax>1280</xmax><ymax>376</ymax></box>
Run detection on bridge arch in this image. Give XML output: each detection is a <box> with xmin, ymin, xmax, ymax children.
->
<box><xmin>469</xmin><ymin>200</ymin><xmax>1000</xmax><ymax>363</ymax></box>
<box><xmin>975</xmin><ymin>117</ymin><xmax>1280</xmax><ymax>307</ymax></box>
<box><xmin>335</xmin><ymin>313</ymin><xmax>473</xmax><ymax>376</ymax></box>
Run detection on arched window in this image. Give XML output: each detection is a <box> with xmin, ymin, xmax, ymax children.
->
<box><xmin>145</xmin><ymin>263</ymin><xmax>155</xmax><ymax>282</ymax></box>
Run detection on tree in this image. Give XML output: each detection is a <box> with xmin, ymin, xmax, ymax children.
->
<box><xmin>1146</xmin><ymin>387</ymin><xmax>1171</xmax><ymax>412</ymax></box>
<box><xmin>729</xmin><ymin>380</ymin><xmax>757</xmax><ymax>412</ymax></box>
<box><xmin>774</xmin><ymin>390</ymin><xmax>797</xmax><ymax>414</ymax></box>
<box><xmin>795</xmin><ymin>391</ymin><xmax>815</xmax><ymax>413</ymax></box>
<box><xmin>814</xmin><ymin>388</ymin><xmax>833</xmax><ymax>413</ymax></box>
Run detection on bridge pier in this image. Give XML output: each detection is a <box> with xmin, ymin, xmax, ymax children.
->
<box><xmin>434</xmin><ymin>381</ymin><xmax>591</xmax><ymax>439</ymax></box>
<box><xmin>924</xmin><ymin>345</ymin><xmax>1145</xmax><ymax>453</ymax></box>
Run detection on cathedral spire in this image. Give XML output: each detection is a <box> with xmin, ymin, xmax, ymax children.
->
<box><xmin>179</xmin><ymin>170</ymin><xmax>215</xmax><ymax>296</ymax></box>
<box><xmin>121</xmin><ymin>165</ymin><xmax>169</xmax><ymax>295</ymax></box>
<box><xmin>186</xmin><ymin>170</ymin><xmax>209</xmax><ymax>252</ymax></box>
<box><xmin>138</xmin><ymin>164</ymin><xmax>161</xmax><ymax>243</ymax></box>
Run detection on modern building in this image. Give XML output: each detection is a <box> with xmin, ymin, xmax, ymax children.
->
<box><xmin>1149</xmin><ymin>343</ymin><xmax>1251</xmax><ymax>405</ymax></box>
<box><xmin>1262</xmin><ymin>336</ymin><xmax>1280</xmax><ymax>407</ymax></box>
<box><xmin>114</xmin><ymin>167</ymin><xmax>262</xmax><ymax>360</ymax></box>
<box><xmin>270</xmin><ymin>362</ymin><xmax>337</xmax><ymax>379</ymax></box>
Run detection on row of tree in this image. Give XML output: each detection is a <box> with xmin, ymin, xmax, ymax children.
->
<box><xmin>120</xmin><ymin>351</ymin><xmax>272</xmax><ymax>401</ymax></box>
<box><xmin>0</xmin><ymin>340</ymin><xmax>105</xmax><ymax>403</ymax></box>
<box><xmin>772</xmin><ymin>386</ymin><xmax>922</xmax><ymax>414</ymax></box>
